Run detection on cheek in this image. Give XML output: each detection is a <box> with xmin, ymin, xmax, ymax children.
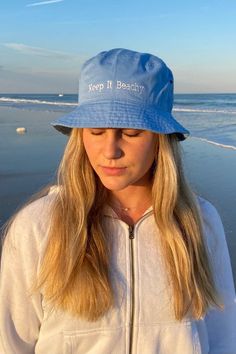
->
<box><xmin>82</xmin><ymin>149</ymin><xmax>95</xmax><ymax>174</ymax></box>
<box><xmin>82</xmin><ymin>135</ymin><xmax>97</xmax><ymax>166</ymax></box>
<box><xmin>137</xmin><ymin>142</ymin><xmax>156</xmax><ymax>168</ymax></box>
<box><xmin>84</xmin><ymin>147</ymin><xmax>97</xmax><ymax>168</ymax></box>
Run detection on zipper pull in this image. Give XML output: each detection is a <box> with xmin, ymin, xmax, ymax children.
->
<box><xmin>128</xmin><ymin>225</ymin><xmax>135</xmax><ymax>239</ymax></box>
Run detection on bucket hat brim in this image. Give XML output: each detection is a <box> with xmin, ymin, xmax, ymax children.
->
<box><xmin>52</xmin><ymin>100</ymin><xmax>189</xmax><ymax>141</ymax></box>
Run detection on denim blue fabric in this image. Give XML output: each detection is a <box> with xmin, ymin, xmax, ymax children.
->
<box><xmin>52</xmin><ymin>48</ymin><xmax>189</xmax><ymax>140</ymax></box>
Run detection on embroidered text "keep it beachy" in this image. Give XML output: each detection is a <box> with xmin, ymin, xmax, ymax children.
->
<box><xmin>88</xmin><ymin>81</ymin><xmax>145</xmax><ymax>94</ymax></box>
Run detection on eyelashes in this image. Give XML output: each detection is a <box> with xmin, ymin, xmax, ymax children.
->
<box><xmin>90</xmin><ymin>129</ymin><xmax>142</xmax><ymax>137</ymax></box>
<box><xmin>123</xmin><ymin>132</ymin><xmax>140</xmax><ymax>137</ymax></box>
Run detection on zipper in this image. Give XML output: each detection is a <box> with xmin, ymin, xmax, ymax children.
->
<box><xmin>128</xmin><ymin>224</ymin><xmax>135</xmax><ymax>354</ymax></box>
<box><xmin>104</xmin><ymin>210</ymin><xmax>153</xmax><ymax>354</ymax></box>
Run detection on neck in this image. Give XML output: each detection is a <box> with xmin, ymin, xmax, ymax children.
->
<box><xmin>108</xmin><ymin>185</ymin><xmax>153</xmax><ymax>225</ymax></box>
<box><xmin>109</xmin><ymin>184</ymin><xmax>152</xmax><ymax>208</ymax></box>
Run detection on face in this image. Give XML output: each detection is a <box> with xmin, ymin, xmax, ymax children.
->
<box><xmin>82</xmin><ymin>128</ymin><xmax>157</xmax><ymax>191</ymax></box>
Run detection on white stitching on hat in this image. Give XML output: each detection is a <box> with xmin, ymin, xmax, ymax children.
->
<box><xmin>116</xmin><ymin>81</ymin><xmax>145</xmax><ymax>94</ymax></box>
<box><xmin>87</xmin><ymin>80</ymin><xmax>145</xmax><ymax>95</ymax></box>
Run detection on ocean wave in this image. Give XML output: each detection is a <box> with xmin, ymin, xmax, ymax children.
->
<box><xmin>173</xmin><ymin>107</ymin><xmax>236</xmax><ymax>114</ymax></box>
<box><xmin>1</xmin><ymin>97</ymin><xmax>236</xmax><ymax>114</ymax></box>
<box><xmin>192</xmin><ymin>137</ymin><xmax>236</xmax><ymax>150</ymax></box>
<box><xmin>0</xmin><ymin>97</ymin><xmax>76</xmax><ymax>107</ymax></box>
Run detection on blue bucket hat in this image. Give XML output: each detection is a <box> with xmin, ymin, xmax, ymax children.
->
<box><xmin>52</xmin><ymin>48</ymin><xmax>189</xmax><ymax>140</ymax></box>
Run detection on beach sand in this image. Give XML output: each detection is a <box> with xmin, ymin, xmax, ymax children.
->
<box><xmin>0</xmin><ymin>106</ymin><xmax>236</xmax><ymax>284</ymax></box>
<box><xmin>0</xmin><ymin>106</ymin><xmax>67</xmax><ymax>224</ymax></box>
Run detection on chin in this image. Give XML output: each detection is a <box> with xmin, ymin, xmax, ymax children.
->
<box><xmin>101</xmin><ymin>184</ymin><xmax>129</xmax><ymax>191</ymax></box>
<box><xmin>98</xmin><ymin>178</ymin><xmax>130</xmax><ymax>191</ymax></box>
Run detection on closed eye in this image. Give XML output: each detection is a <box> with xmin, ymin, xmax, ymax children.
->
<box><xmin>90</xmin><ymin>129</ymin><xmax>105</xmax><ymax>135</ymax></box>
<box><xmin>88</xmin><ymin>128</ymin><xmax>142</xmax><ymax>137</ymax></box>
<box><xmin>122</xmin><ymin>129</ymin><xmax>142</xmax><ymax>137</ymax></box>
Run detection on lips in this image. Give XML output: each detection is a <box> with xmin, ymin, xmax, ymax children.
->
<box><xmin>100</xmin><ymin>166</ymin><xmax>127</xmax><ymax>176</ymax></box>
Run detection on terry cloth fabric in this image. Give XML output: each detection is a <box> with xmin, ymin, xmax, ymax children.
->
<box><xmin>1</xmin><ymin>187</ymin><xmax>236</xmax><ymax>353</ymax></box>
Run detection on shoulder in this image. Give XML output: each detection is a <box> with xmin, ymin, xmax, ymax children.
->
<box><xmin>196</xmin><ymin>196</ymin><xmax>225</xmax><ymax>254</ymax></box>
<box><xmin>197</xmin><ymin>196</ymin><xmax>222</xmax><ymax>226</ymax></box>
<box><xmin>17</xmin><ymin>185</ymin><xmax>59</xmax><ymax>221</ymax></box>
<box><xmin>13</xmin><ymin>185</ymin><xmax>58</xmax><ymax>230</ymax></box>
<box><xmin>3</xmin><ymin>186</ymin><xmax>59</xmax><ymax>252</ymax></box>
<box><xmin>196</xmin><ymin>199</ymin><xmax>235</xmax><ymax>305</ymax></box>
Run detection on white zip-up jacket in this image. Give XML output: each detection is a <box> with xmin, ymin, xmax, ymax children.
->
<box><xmin>0</xmin><ymin>187</ymin><xmax>236</xmax><ymax>354</ymax></box>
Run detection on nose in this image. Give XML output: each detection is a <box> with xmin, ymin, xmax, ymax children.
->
<box><xmin>102</xmin><ymin>132</ymin><xmax>122</xmax><ymax>160</ymax></box>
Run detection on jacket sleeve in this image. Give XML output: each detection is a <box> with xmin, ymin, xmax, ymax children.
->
<box><xmin>200</xmin><ymin>198</ymin><xmax>236</xmax><ymax>354</ymax></box>
<box><xmin>0</xmin><ymin>207</ymin><xmax>44</xmax><ymax>354</ymax></box>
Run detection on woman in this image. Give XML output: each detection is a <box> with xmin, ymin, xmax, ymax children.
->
<box><xmin>0</xmin><ymin>48</ymin><xmax>235</xmax><ymax>354</ymax></box>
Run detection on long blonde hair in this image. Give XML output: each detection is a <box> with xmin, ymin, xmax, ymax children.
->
<box><xmin>29</xmin><ymin>129</ymin><xmax>221</xmax><ymax>320</ymax></box>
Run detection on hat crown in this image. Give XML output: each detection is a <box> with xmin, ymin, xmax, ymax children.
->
<box><xmin>79</xmin><ymin>48</ymin><xmax>174</xmax><ymax>112</ymax></box>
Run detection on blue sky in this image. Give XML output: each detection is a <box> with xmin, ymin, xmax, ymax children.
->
<box><xmin>0</xmin><ymin>0</ymin><xmax>236</xmax><ymax>93</ymax></box>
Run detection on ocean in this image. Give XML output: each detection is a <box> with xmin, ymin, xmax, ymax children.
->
<box><xmin>1</xmin><ymin>93</ymin><xmax>236</xmax><ymax>149</ymax></box>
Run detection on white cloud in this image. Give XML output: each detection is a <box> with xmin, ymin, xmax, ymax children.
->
<box><xmin>3</xmin><ymin>43</ymin><xmax>76</xmax><ymax>60</ymax></box>
<box><xmin>26</xmin><ymin>0</ymin><xmax>64</xmax><ymax>7</ymax></box>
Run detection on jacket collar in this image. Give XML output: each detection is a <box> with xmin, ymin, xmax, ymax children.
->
<box><xmin>103</xmin><ymin>205</ymin><xmax>153</xmax><ymax>218</ymax></box>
